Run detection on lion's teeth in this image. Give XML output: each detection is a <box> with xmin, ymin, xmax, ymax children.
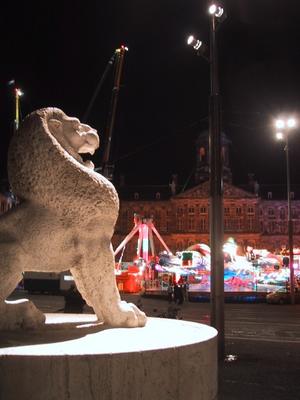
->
<box><xmin>84</xmin><ymin>160</ymin><xmax>94</xmax><ymax>169</ymax></box>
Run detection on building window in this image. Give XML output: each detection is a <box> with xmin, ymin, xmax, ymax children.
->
<box><xmin>199</xmin><ymin>218</ymin><xmax>207</xmax><ymax>232</ymax></box>
<box><xmin>247</xmin><ymin>207</ymin><xmax>254</xmax><ymax>215</ymax></box>
<box><xmin>188</xmin><ymin>207</ymin><xmax>195</xmax><ymax>214</ymax></box>
<box><xmin>188</xmin><ymin>218</ymin><xmax>195</xmax><ymax>231</ymax></box>
<box><xmin>268</xmin><ymin>208</ymin><xmax>275</xmax><ymax>218</ymax></box>
<box><xmin>236</xmin><ymin>207</ymin><xmax>242</xmax><ymax>216</ymax></box>
<box><xmin>237</xmin><ymin>218</ymin><xmax>243</xmax><ymax>231</ymax></box>
<box><xmin>268</xmin><ymin>221</ymin><xmax>277</xmax><ymax>233</ymax></box>
<box><xmin>224</xmin><ymin>207</ymin><xmax>230</xmax><ymax>216</ymax></box>
<box><xmin>177</xmin><ymin>207</ymin><xmax>184</xmax><ymax>215</ymax></box>
<box><xmin>279</xmin><ymin>222</ymin><xmax>286</xmax><ymax>234</ymax></box>
<box><xmin>177</xmin><ymin>219</ymin><xmax>183</xmax><ymax>231</ymax></box>
<box><xmin>267</xmin><ymin>192</ymin><xmax>272</xmax><ymax>199</ymax></box>
<box><xmin>155</xmin><ymin>192</ymin><xmax>161</xmax><ymax>200</ymax></box>
<box><xmin>247</xmin><ymin>218</ymin><xmax>254</xmax><ymax>232</ymax></box>
<box><xmin>279</xmin><ymin>208</ymin><xmax>285</xmax><ymax>220</ymax></box>
<box><xmin>134</xmin><ymin>192</ymin><xmax>139</xmax><ymax>200</ymax></box>
<box><xmin>200</xmin><ymin>206</ymin><xmax>207</xmax><ymax>214</ymax></box>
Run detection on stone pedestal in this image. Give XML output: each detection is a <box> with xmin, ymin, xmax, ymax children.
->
<box><xmin>0</xmin><ymin>314</ymin><xmax>218</xmax><ymax>400</ymax></box>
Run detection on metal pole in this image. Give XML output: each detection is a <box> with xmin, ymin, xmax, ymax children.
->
<box><xmin>285</xmin><ymin>135</ymin><xmax>295</xmax><ymax>304</ymax></box>
<box><xmin>209</xmin><ymin>13</ymin><xmax>224</xmax><ymax>360</ymax></box>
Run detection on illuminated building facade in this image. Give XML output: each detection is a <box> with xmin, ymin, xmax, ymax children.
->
<box><xmin>113</xmin><ymin>133</ymin><xmax>300</xmax><ymax>260</ymax></box>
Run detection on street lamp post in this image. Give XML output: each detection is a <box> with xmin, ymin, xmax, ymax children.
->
<box><xmin>275</xmin><ymin>118</ymin><xmax>296</xmax><ymax>305</ymax></box>
<box><xmin>208</xmin><ymin>3</ymin><xmax>224</xmax><ymax>361</ymax></box>
<box><xmin>187</xmin><ymin>2</ymin><xmax>225</xmax><ymax>360</ymax></box>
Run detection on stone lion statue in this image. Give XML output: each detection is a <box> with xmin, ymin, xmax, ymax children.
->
<box><xmin>0</xmin><ymin>107</ymin><xmax>146</xmax><ymax>330</ymax></box>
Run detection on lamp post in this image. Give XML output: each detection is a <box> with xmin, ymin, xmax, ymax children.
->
<box><xmin>208</xmin><ymin>2</ymin><xmax>224</xmax><ymax>361</ymax></box>
<box><xmin>187</xmin><ymin>2</ymin><xmax>225</xmax><ymax>360</ymax></box>
<box><xmin>275</xmin><ymin>117</ymin><xmax>296</xmax><ymax>305</ymax></box>
<box><xmin>14</xmin><ymin>88</ymin><xmax>23</xmax><ymax>132</ymax></box>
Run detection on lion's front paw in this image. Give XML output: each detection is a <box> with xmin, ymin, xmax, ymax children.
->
<box><xmin>0</xmin><ymin>299</ymin><xmax>46</xmax><ymax>330</ymax></box>
<box><xmin>103</xmin><ymin>301</ymin><xmax>147</xmax><ymax>328</ymax></box>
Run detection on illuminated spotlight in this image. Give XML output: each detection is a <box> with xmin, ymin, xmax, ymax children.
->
<box><xmin>187</xmin><ymin>35</ymin><xmax>202</xmax><ymax>50</ymax></box>
<box><xmin>287</xmin><ymin>118</ymin><xmax>296</xmax><ymax>128</ymax></box>
<box><xmin>275</xmin><ymin>119</ymin><xmax>285</xmax><ymax>129</ymax></box>
<box><xmin>15</xmin><ymin>88</ymin><xmax>23</xmax><ymax>97</ymax></box>
<box><xmin>209</xmin><ymin>4</ymin><xmax>217</xmax><ymax>14</ymax></box>
<box><xmin>276</xmin><ymin>132</ymin><xmax>284</xmax><ymax>140</ymax></box>
<box><xmin>208</xmin><ymin>4</ymin><xmax>224</xmax><ymax>18</ymax></box>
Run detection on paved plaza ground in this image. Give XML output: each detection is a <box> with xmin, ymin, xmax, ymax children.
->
<box><xmin>6</xmin><ymin>290</ymin><xmax>300</xmax><ymax>399</ymax></box>
<box><xmin>123</xmin><ymin>294</ymin><xmax>300</xmax><ymax>400</ymax></box>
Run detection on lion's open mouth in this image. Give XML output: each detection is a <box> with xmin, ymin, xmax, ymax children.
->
<box><xmin>79</xmin><ymin>153</ymin><xmax>95</xmax><ymax>169</ymax></box>
<box><xmin>76</xmin><ymin>130</ymin><xmax>99</xmax><ymax>169</ymax></box>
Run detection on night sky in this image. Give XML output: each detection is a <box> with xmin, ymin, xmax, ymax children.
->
<box><xmin>1</xmin><ymin>0</ymin><xmax>300</xmax><ymax>188</ymax></box>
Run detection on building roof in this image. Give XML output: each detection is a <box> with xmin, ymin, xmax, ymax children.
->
<box><xmin>116</xmin><ymin>184</ymin><xmax>176</xmax><ymax>201</ymax></box>
<box><xmin>117</xmin><ymin>180</ymin><xmax>260</xmax><ymax>202</ymax></box>
<box><xmin>240</xmin><ymin>183</ymin><xmax>300</xmax><ymax>200</ymax></box>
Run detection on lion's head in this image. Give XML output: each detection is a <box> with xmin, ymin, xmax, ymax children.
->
<box><xmin>47</xmin><ymin>111</ymin><xmax>99</xmax><ymax>170</ymax></box>
<box><xmin>8</xmin><ymin>108</ymin><xmax>105</xmax><ymax>207</ymax></box>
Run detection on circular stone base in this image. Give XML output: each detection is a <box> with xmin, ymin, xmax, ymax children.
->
<box><xmin>0</xmin><ymin>315</ymin><xmax>217</xmax><ymax>400</ymax></box>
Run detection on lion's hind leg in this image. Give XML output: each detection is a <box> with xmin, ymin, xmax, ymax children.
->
<box><xmin>0</xmin><ymin>243</ymin><xmax>45</xmax><ymax>331</ymax></box>
<box><xmin>70</xmin><ymin>247</ymin><xmax>147</xmax><ymax>328</ymax></box>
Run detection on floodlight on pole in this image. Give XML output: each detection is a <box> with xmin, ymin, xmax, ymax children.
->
<box><xmin>275</xmin><ymin>119</ymin><xmax>285</xmax><ymax>129</ymax></box>
<box><xmin>208</xmin><ymin>4</ymin><xmax>224</xmax><ymax>18</ymax></box>
<box><xmin>287</xmin><ymin>118</ymin><xmax>296</xmax><ymax>128</ymax></box>
<box><xmin>276</xmin><ymin>131</ymin><xmax>284</xmax><ymax>140</ymax></box>
<box><xmin>187</xmin><ymin>35</ymin><xmax>203</xmax><ymax>50</ymax></box>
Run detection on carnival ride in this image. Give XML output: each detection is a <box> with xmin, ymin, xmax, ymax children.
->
<box><xmin>113</xmin><ymin>217</ymin><xmax>300</xmax><ymax>295</ymax></box>
<box><xmin>113</xmin><ymin>213</ymin><xmax>173</xmax><ymax>292</ymax></box>
<box><xmin>114</xmin><ymin>213</ymin><xmax>172</xmax><ymax>263</ymax></box>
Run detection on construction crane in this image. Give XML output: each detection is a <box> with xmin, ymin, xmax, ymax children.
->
<box><xmin>101</xmin><ymin>45</ymin><xmax>128</xmax><ymax>181</ymax></box>
<box><xmin>83</xmin><ymin>45</ymin><xmax>128</xmax><ymax>181</ymax></box>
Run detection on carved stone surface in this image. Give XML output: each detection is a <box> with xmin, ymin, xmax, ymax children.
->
<box><xmin>0</xmin><ymin>108</ymin><xmax>146</xmax><ymax>329</ymax></box>
<box><xmin>0</xmin><ymin>316</ymin><xmax>218</xmax><ymax>400</ymax></box>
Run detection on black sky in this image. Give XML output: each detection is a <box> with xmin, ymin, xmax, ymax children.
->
<box><xmin>1</xmin><ymin>0</ymin><xmax>300</xmax><ymax>187</ymax></box>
